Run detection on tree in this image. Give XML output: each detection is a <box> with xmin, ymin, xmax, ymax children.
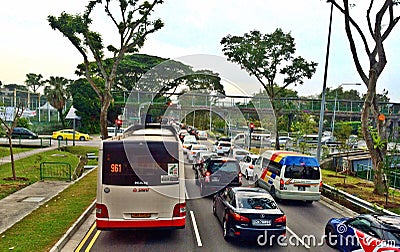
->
<box><xmin>0</xmin><ymin>104</ymin><xmax>24</xmax><ymax>180</ymax></box>
<box><xmin>25</xmin><ymin>73</ymin><xmax>45</xmax><ymax>93</ymax></box>
<box><xmin>48</xmin><ymin>0</ymin><xmax>164</xmax><ymax>139</ymax></box>
<box><xmin>329</xmin><ymin>0</ymin><xmax>400</xmax><ymax>195</ymax></box>
<box><xmin>68</xmin><ymin>78</ymin><xmax>101</xmax><ymax>134</ymax></box>
<box><xmin>221</xmin><ymin>29</ymin><xmax>317</xmax><ymax>150</ymax></box>
<box><xmin>44</xmin><ymin>76</ymin><xmax>70</xmax><ymax>128</ymax></box>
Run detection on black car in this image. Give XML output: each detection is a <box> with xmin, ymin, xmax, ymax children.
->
<box><xmin>11</xmin><ymin>127</ymin><xmax>39</xmax><ymax>139</ymax></box>
<box><xmin>213</xmin><ymin>187</ymin><xmax>286</xmax><ymax>242</ymax></box>
<box><xmin>195</xmin><ymin>157</ymin><xmax>242</xmax><ymax>196</ymax></box>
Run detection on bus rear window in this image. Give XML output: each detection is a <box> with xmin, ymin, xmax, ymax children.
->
<box><xmin>102</xmin><ymin>141</ymin><xmax>179</xmax><ymax>186</ymax></box>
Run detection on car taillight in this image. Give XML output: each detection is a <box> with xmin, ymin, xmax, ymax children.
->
<box><xmin>238</xmin><ymin>172</ymin><xmax>242</xmax><ymax>183</ymax></box>
<box><xmin>274</xmin><ymin>215</ymin><xmax>286</xmax><ymax>223</ymax></box>
<box><xmin>218</xmin><ymin>146</ymin><xmax>222</xmax><ymax>149</ymax></box>
<box><xmin>249</xmin><ymin>165</ymin><xmax>254</xmax><ymax>169</ymax></box>
<box><xmin>280</xmin><ymin>178</ymin><xmax>284</xmax><ymax>190</ymax></box>
<box><xmin>96</xmin><ymin>203</ymin><xmax>109</xmax><ymax>218</ymax></box>
<box><xmin>191</xmin><ymin>151</ymin><xmax>196</xmax><ymax>154</ymax></box>
<box><xmin>319</xmin><ymin>181</ymin><xmax>323</xmax><ymax>187</ymax></box>
<box><xmin>205</xmin><ymin>171</ymin><xmax>211</xmax><ymax>182</ymax></box>
<box><xmin>173</xmin><ymin>202</ymin><xmax>186</xmax><ymax>217</ymax></box>
<box><xmin>232</xmin><ymin>213</ymin><xmax>250</xmax><ymax>223</ymax></box>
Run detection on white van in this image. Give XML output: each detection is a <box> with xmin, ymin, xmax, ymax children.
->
<box><xmin>253</xmin><ymin>150</ymin><xmax>322</xmax><ymax>203</ymax></box>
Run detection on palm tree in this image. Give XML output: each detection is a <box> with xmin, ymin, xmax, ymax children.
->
<box><xmin>25</xmin><ymin>73</ymin><xmax>45</xmax><ymax>93</ymax></box>
<box><xmin>44</xmin><ymin>76</ymin><xmax>70</xmax><ymax>127</ymax></box>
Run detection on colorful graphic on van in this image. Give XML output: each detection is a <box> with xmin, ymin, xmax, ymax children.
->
<box><xmin>270</xmin><ymin>151</ymin><xmax>319</xmax><ymax>167</ymax></box>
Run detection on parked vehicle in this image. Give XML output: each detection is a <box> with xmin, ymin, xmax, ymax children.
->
<box><xmin>212</xmin><ymin>141</ymin><xmax>233</xmax><ymax>156</ymax></box>
<box><xmin>253</xmin><ymin>150</ymin><xmax>322</xmax><ymax>203</ymax></box>
<box><xmin>231</xmin><ymin>148</ymin><xmax>250</xmax><ymax>161</ymax></box>
<box><xmin>187</xmin><ymin>144</ymin><xmax>209</xmax><ymax>163</ymax></box>
<box><xmin>213</xmin><ymin>187</ymin><xmax>286</xmax><ymax>242</ymax></box>
<box><xmin>11</xmin><ymin>127</ymin><xmax>38</xmax><ymax>139</ymax></box>
<box><xmin>195</xmin><ymin>157</ymin><xmax>242</xmax><ymax>196</ymax></box>
<box><xmin>52</xmin><ymin>129</ymin><xmax>90</xmax><ymax>141</ymax></box>
<box><xmin>325</xmin><ymin>214</ymin><xmax>400</xmax><ymax>251</ymax></box>
<box><xmin>192</xmin><ymin>152</ymin><xmax>218</xmax><ymax>170</ymax></box>
<box><xmin>196</xmin><ymin>130</ymin><xmax>208</xmax><ymax>140</ymax></box>
<box><xmin>239</xmin><ymin>154</ymin><xmax>260</xmax><ymax>180</ymax></box>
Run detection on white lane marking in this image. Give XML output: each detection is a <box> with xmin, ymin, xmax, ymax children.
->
<box><xmin>190</xmin><ymin>211</ymin><xmax>203</xmax><ymax>247</ymax></box>
<box><xmin>286</xmin><ymin>226</ymin><xmax>310</xmax><ymax>249</ymax></box>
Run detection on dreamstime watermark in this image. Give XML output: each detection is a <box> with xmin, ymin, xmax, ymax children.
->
<box><xmin>256</xmin><ymin>229</ymin><xmax>397</xmax><ymax>248</ymax></box>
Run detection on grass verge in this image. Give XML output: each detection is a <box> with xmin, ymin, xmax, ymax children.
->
<box><xmin>0</xmin><ymin>146</ymin><xmax>98</xmax><ymax>200</ymax></box>
<box><xmin>0</xmin><ymin>147</ymin><xmax>35</xmax><ymax>158</ymax></box>
<box><xmin>0</xmin><ymin>168</ymin><xmax>97</xmax><ymax>252</ymax></box>
<box><xmin>322</xmin><ymin>169</ymin><xmax>400</xmax><ymax>215</ymax></box>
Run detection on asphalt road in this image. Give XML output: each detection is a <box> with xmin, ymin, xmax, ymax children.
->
<box><xmin>65</xmin><ymin>139</ymin><xmax>351</xmax><ymax>252</ymax></box>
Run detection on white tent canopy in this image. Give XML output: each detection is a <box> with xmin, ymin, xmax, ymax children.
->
<box><xmin>65</xmin><ymin>106</ymin><xmax>81</xmax><ymax>120</ymax></box>
<box><xmin>37</xmin><ymin>101</ymin><xmax>57</xmax><ymax>111</ymax></box>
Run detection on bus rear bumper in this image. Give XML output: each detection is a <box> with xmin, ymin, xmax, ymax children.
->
<box><xmin>96</xmin><ymin>217</ymin><xmax>186</xmax><ymax>230</ymax></box>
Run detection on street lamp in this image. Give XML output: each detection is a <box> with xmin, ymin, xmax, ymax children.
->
<box><xmin>331</xmin><ymin>83</ymin><xmax>362</xmax><ymax>136</ymax></box>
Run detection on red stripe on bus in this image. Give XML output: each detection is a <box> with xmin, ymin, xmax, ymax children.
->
<box><xmin>96</xmin><ymin>218</ymin><xmax>186</xmax><ymax>229</ymax></box>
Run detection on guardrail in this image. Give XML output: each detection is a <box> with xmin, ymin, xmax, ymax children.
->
<box><xmin>321</xmin><ymin>183</ymin><xmax>398</xmax><ymax>216</ymax></box>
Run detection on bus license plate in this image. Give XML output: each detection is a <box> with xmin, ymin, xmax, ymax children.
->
<box><xmin>131</xmin><ymin>213</ymin><xmax>151</xmax><ymax>218</ymax></box>
<box><xmin>298</xmin><ymin>186</ymin><xmax>305</xmax><ymax>191</ymax></box>
<box><xmin>252</xmin><ymin>219</ymin><xmax>271</xmax><ymax>226</ymax></box>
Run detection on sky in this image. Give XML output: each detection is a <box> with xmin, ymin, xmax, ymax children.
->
<box><xmin>1</xmin><ymin>1</ymin><xmax>400</xmax><ymax>101</ymax></box>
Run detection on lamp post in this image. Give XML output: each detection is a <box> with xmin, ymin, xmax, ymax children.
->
<box><xmin>316</xmin><ymin>2</ymin><xmax>333</xmax><ymax>163</ymax></box>
<box><xmin>331</xmin><ymin>83</ymin><xmax>361</xmax><ymax>136</ymax></box>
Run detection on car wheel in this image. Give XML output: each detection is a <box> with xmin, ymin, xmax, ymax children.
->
<box><xmin>270</xmin><ymin>186</ymin><xmax>277</xmax><ymax>199</ymax></box>
<box><xmin>223</xmin><ymin>217</ymin><xmax>230</xmax><ymax>241</ymax></box>
<box><xmin>57</xmin><ymin>136</ymin><xmax>63</xmax><ymax>140</ymax></box>
<box><xmin>79</xmin><ymin>136</ymin><xmax>85</xmax><ymax>141</ymax></box>
<box><xmin>325</xmin><ymin>225</ymin><xmax>337</xmax><ymax>248</ymax></box>
<box><xmin>254</xmin><ymin>175</ymin><xmax>259</xmax><ymax>187</ymax></box>
<box><xmin>212</xmin><ymin>200</ymin><xmax>217</xmax><ymax>217</ymax></box>
<box><xmin>200</xmin><ymin>182</ymin><xmax>207</xmax><ymax>197</ymax></box>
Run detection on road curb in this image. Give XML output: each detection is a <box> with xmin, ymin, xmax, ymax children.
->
<box><xmin>320</xmin><ymin>195</ymin><xmax>358</xmax><ymax>217</ymax></box>
<box><xmin>50</xmin><ymin>200</ymin><xmax>96</xmax><ymax>252</ymax></box>
<box><xmin>49</xmin><ymin>167</ymin><xmax>97</xmax><ymax>252</ymax></box>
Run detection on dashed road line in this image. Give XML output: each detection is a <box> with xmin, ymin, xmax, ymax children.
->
<box><xmin>190</xmin><ymin>210</ymin><xmax>203</xmax><ymax>247</ymax></box>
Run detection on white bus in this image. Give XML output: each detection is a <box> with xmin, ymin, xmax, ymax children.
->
<box><xmin>232</xmin><ymin>132</ymin><xmax>272</xmax><ymax>148</ymax></box>
<box><xmin>253</xmin><ymin>150</ymin><xmax>322</xmax><ymax>203</ymax></box>
<box><xmin>96</xmin><ymin>125</ymin><xmax>186</xmax><ymax>230</ymax></box>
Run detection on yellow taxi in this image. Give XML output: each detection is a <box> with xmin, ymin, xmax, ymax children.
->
<box><xmin>52</xmin><ymin>129</ymin><xmax>90</xmax><ymax>141</ymax></box>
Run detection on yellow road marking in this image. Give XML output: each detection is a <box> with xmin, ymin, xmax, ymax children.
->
<box><xmin>75</xmin><ymin>222</ymin><xmax>96</xmax><ymax>252</ymax></box>
<box><xmin>85</xmin><ymin>230</ymin><xmax>101</xmax><ymax>252</ymax></box>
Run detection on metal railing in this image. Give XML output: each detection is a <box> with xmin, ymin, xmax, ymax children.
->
<box><xmin>356</xmin><ymin>164</ymin><xmax>400</xmax><ymax>190</ymax></box>
<box><xmin>40</xmin><ymin>162</ymin><xmax>72</xmax><ymax>181</ymax></box>
<box><xmin>321</xmin><ymin>183</ymin><xmax>398</xmax><ymax>215</ymax></box>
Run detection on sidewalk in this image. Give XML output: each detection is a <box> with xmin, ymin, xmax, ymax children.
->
<box><xmin>0</xmin><ymin>145</ymin><xmax>69</xmax><ymax>234</ymax></box>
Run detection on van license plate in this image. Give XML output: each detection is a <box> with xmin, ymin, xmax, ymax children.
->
<box><xmin>298</xmin><ymin>186</ymin><xmax>305</xmax><ymax>191</ymax></box>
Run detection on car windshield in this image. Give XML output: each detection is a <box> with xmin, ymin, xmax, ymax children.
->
<box><xmin>210</xmin><ymin>161</ymin><xmax>238</xmax><ymax>173</ymax></box>
<box><xmin>284</xmin><ymin>165</ymin><xmax>320</xmax><ymax>180</ymax></box>
<box><xmin>220</xmin><ymin>143</ymin><xmax>231</xmax><ymax>147</ymax></box>
<box><xmin>238</xmin><ymin>195</ymin><xmax>278</xmax><ymax>210</ymax></box>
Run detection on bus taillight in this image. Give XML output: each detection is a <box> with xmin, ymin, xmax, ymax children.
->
<box><xmin>96</xmin><ymin>203</ymin><xmax>109</xmax><ymax>218</ymax></box>
<box><xmin>173</xmin><ymin>202</ymin><xmax>186</xmax><ymax>217</ymax></box>
<box><xmin>279</xmin><ymin>179</ymin><xmax>284</xmax><ymax>190</ymax></box>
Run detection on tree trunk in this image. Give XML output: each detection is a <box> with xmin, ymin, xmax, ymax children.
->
<box><xmin>58</xmin><ymin>109</ymin><xmax>65</xmax><ymax>128</ymax></box>
<box><xmin>100</xmin><ymin>90</ymin><xmax>112</xmax><ymax>139</ymax></box>
<box><xmin>361</xmin><ymin>70</ymin><xmax>386</xmax><ymax>195</ymax></box>
<box><xmin>274</xmin><ymin>112</ymin><xmax>281</xmax><ymax>150</ymax></box>
<box><xmin>8</xmin><ymin>136</ymin><xmax>16</xmax><ymax>180</ymax></box>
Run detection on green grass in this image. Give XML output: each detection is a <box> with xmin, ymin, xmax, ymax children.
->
<box><xmin>0</xmin><ymin>146</ymin><xmax>34</xmax><ymax>158</ymax></box>
<box><xmin>0</xmin><ymin>168</ymin><xmax>97</xmax><ymax>252</ymax></box>
<box><xmin>322</xmin><ymin>169</ymin><xmax>400</xmax><ymax>214</ymax></box>
<box><xmin>0</xmin><ymin>146</ymin><xmax>99</xmax><ymax>200</ymax></box>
